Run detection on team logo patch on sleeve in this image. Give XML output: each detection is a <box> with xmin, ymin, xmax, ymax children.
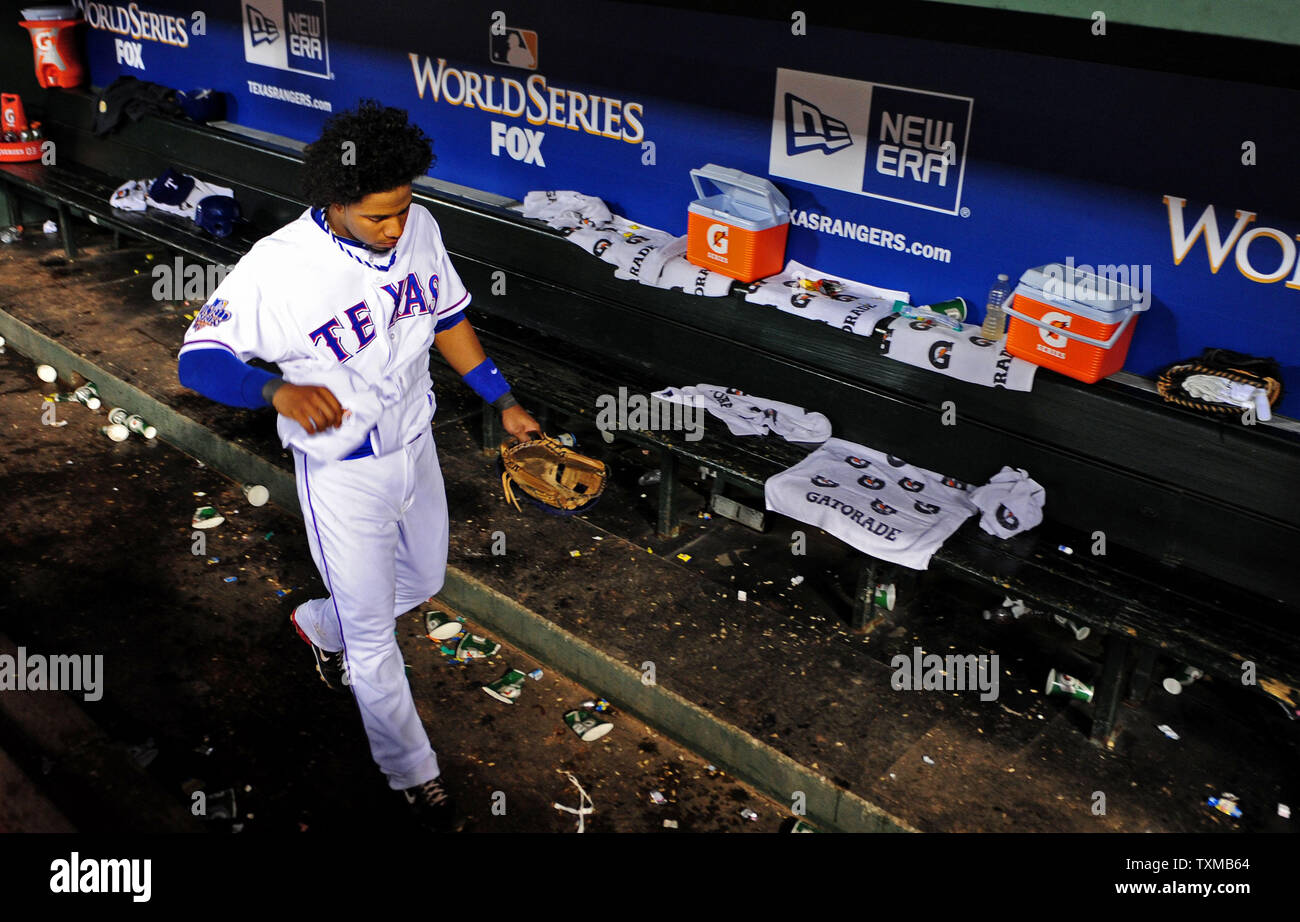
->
<box><xmin>193</xmin><ymin>298</ymin><xmax>232</xmax><ymax>330</ymax></box>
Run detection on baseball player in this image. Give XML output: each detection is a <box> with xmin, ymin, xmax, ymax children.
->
<box><xmin>177</xmin><ymin>100</ymin><xmax>537</xmax><ymax>832</ymax></box>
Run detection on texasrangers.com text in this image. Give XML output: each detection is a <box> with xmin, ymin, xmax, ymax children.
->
<box><xmin>789</xmin><ymin>207</ymin><xmax>952</xmax><ymax>263</ymax></box>
<box><xmin>246</xmin><ymin>80</ymin><xmax>333</xmax><ymax>112</ymax></box>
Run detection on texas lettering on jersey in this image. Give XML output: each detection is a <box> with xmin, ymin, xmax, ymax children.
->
<box><xmin>178</xmin><ymin>204</ymin><xmax>469</xmax><ymax>461</ymax></box>
<box><xmin>308</xmin><ymin>271</ymin><xmax>442</xmax><ymax>362</ymax></box>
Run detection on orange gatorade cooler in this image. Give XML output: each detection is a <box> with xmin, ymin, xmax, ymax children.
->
<box><xmin>19</xmin><ymin>8</ymin><xmax>85</xmax><ymax>89</ymax></box>
<box><xmin>1005</xmin><ymin>262</ymin><xmax>1148</xmax><ymax>383</ymax></box>
<box><xmin>686</xmin><ymin>164</ymin><xmax>789</xmax><ymax>283</ymax></box>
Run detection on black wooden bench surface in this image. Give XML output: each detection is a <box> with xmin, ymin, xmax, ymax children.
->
<box><xmin>475</xmin><ymin>311</ymin><xmax>1299</xmax><ymax>648</ymax></box>
<box><xmin>0</xmin><ymin>159</ymin><xmax>257</xmax><ymax>265</ymax></box>
<box><xmin>446</xmin><ymin>241</ymin><xmax>1300</xmax><ymax>610</ymax></box>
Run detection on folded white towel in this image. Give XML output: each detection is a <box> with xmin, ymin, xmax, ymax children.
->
<box><xmin>969</xmin><ymin>466</ymin><xmax>1046</xmax><ymax>538</ymax></box>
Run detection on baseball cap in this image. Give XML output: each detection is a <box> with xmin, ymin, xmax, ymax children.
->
<box><xmin>195</xmin><ymin>195</ymin><xmax>240</xmax><ymax>237</ymax></box>
<box><xmin>176</xmin><ymin>88</ymin><xmax>225</xmax><ymax>123</ymax></box>
<box><xmin>148</xmin><ymin>167</ymin><xmax>195</xmax><ymax>206</ymax></box>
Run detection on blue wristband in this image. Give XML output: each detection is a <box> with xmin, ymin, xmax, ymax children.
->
<box><xmin>463</xmin><ymin>357</ymin><xmax>510</xmax><ymax>404</ymax></box>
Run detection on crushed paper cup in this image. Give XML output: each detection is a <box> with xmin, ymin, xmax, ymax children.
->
<box><xmin>192</xmin><ymin>506</ymin><xmax>224</xmax><ymax>529</ymax></box>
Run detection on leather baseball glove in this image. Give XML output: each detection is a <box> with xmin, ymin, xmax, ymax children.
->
<box><xmin>1156</xmin><ymin>348</ymin><xmax>1282</xmax><ymax>420</ymax></box>
<box><xmin>499</xmin><ymin>433</ymin><xmax>607</xmax><ymax>515</ymax></box>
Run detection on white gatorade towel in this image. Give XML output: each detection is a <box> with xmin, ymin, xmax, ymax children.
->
<box><xmin>765</xmin><ymin>437</ymin><xmax>979</xmax><ymax>569</ymax></box>
<box><xmin>741</xmin><ymin>260</ymin><xmax>907</xmax><ymax>339</ymax></box>
<box><xmin>520</xmin><ymin>190</ymin><xmax>613</xmax><ymax>227</ymax></box>
<box><xmin>653</xmin><ymin>384</ymin><xmax>831</xmax><ymax>443</ymax></box>
<box><xmin>881</xmin><ymin>316</ymin><xmax>1037</xmax><ymax>391</ymax></box>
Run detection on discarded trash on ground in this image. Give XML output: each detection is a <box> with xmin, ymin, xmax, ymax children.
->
<box><xmin>564</xmin><ymin>708</ymin><xmax>613</xmax><ymax>741</ymax></box>
<box><xmin>192</xmin><ymin>506</ymin><xmax>224</xmax><ymax>529</ymax></box>
<box><xmin>457</xmin><ymin>633</ymin><xmax>502</xmax><ymax>661</ymax></box>
<box><xmin>108</xmin><ymin>407</ymin><xmax>157</xmax><ymax>439</ymax></box>
<box><xmin>1207</xmin><ymin>793</ymin><xmax>1242</xmax><ymax>818</ymax></box>
<box><xmin>1045</xmin><ymin>668</ymin><xmax>1094</xmax><ymax>702</ymax></box>
<box><xmin>553</xmin><ymin>772</ymin><xmax>594</xmax><ymax>833</ymax></box>
<box><xmin>1052</xmin><ymin>614</ymin><xmax>1090</xmax><ymax>641</ymax></box>
<box><xmin>1162</xmin><ymin>665</ymin><xmax>1203</xmax><ymax>696</ymax></box>
<box><xmin>424</xmin><ymin>610</ymin><xmax>465</xmax><ymax>642</ymax></box>
<box><xmin>242</xmin><ymin>483</ymin><xmax>269</xmax><ymax>506</ymax></box>
<box><xmin>483</xmin><ymin>668</ymin><xmax>528</xmax><ymax>704</ymax></box>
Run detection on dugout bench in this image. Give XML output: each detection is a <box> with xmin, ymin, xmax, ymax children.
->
<box><xmin>7</xmin><ymin>89</ymin><xmax>1298</xmax><ymax>747</ymax></box>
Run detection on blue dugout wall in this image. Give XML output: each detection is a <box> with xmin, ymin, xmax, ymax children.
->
<box><xmin>44</xmin><ymin>0</ymin><xmax>1300</xmax><ymax>415</ymax></box>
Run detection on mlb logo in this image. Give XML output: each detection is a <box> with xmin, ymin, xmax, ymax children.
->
<box><xmin>769</xmin><ymin>68</ymin><xmax>972</xmax><ymax>215</ymax></box>
<box><xmin>489</xmin><ymin>26</ymin><xmax>538</xmax><ymax>70</ymax></box>
<box><xmin>243</xmin><ymin>0</ymin><xmax>330</xmax><ymax>78</ymax></box>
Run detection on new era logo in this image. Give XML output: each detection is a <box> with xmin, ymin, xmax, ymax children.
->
<box><xmin>246</xmin><ymin>5</ymin><xmax>279</xmax><ymax>45</ymax></box>
<box><xmin>785</xmin><ymin>93</ymin><xmax>852</xmax><ymax>156</ymax></box>
<box><xmin>770</xmin><ymin>68</ymin><xmax>973</xmax><ymax>215</ymax></box>
<box><xmin>243</xmin><ymin>0</ymin><xmax>329</xmax><ymax>78</ymax></box>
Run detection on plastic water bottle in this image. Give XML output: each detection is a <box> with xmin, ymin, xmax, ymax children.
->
<box><xmin>980</xmin><ymin>273</ymin><xmax>1014</xmax><ymax>341</ymax></box>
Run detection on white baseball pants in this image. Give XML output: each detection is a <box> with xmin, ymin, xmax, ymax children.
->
<box><xmin>291</xmin><ymin>427</ymin><xmax>448</xmax><ymax>790</ymax></box>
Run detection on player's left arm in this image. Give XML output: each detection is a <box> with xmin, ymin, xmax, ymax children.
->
<box><xmin>434</xmin><ymin>315</ymin><xmax>538</xmax><ymax>441</ymax></box>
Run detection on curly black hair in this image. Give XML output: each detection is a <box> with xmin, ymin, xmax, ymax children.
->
<box><xmin>302</xmin><ymin>99</ymin><xmax>435</xmax><ymax>208</ymax></box>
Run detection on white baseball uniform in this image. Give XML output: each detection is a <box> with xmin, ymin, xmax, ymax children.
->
<box><xmin>179</xmin><ymin>203</ymin><xmax>468</xmax><ymax>790</ymax></box>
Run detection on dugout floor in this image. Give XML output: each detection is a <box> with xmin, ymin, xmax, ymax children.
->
<box><xmin>1</xmin><ymin>225</ymin><xmax>1296</xmax><ymax>833</ymax></box>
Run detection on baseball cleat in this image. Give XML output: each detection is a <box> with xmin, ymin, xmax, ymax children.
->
<box><xmin>291</xmin><ymin>607</ymin><xmax>350</xmax><ymax>692</ymax></box>
<box><xmin>402</xmin><ymin>775</ymin><xmax>466</xmax><ymax>833</ymax></box>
